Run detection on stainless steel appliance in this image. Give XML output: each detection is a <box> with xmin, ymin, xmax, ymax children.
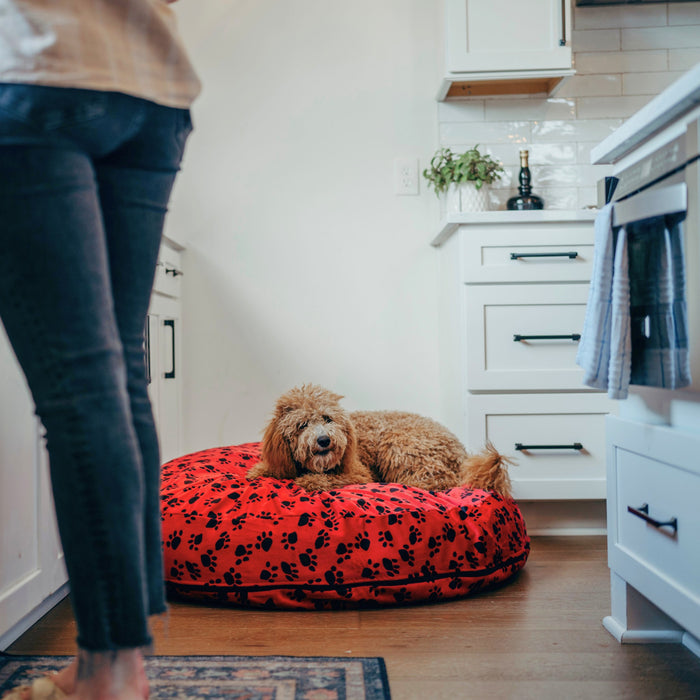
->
<box><xmin>598</xmin><ymin>115</ymin><xmax>700</xmax><ymax>415</ymax></box>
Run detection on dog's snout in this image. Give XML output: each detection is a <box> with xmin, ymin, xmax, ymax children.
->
<box><xmin>317</xmin><ymin>435</ymin><xmax>331</xmax><ymax>449</ymax></box>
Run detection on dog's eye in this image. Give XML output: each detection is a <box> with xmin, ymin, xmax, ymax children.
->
<box><xmin>297</xmin><ymin>421</ymin><xmax>308</xmax><ymax>431</ymax></box>
<box><xmin>322</xmin><ymin>415</ymin><xmax>333</xmax><ymax>424</ymax></box>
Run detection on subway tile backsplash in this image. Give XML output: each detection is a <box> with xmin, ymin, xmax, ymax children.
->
<box><xmin>437</xmin><ymin>3</ymin><xmax>700</xmax><ymax>211</ymax></box>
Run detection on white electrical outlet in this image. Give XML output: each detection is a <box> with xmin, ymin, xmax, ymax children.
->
<box><xmin>394</xmin><ymin>157</ymin><xmax>419</xmax><ymax>196</ymax></box>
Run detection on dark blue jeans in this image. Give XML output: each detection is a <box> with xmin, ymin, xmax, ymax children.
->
<box><xmin>0</xmin><ymin>85</ymin><xmax>192</xmax><ymax>651</ymax></box>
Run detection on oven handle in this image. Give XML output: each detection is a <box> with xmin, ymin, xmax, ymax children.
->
<box><xmin>612</xmin><ymin>182</ymin><xmax>686</xmax><ymax>227</ymax></box>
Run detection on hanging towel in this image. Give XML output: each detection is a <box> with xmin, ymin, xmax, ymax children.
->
<box><xmin>577</xmin><ymin>207</ymin><xmax>691</xmax><ymax>399</ymax></box>
<box><xmin>608</xmin><ymin>227</ymin><xmax>631</xmax><ymax>398</ymax></box>
<box><xmin>627</xmin><ymin>213</ymin><xmax>690</xmax><ymax>391</ymax></box>
<box><xmin>577</xmin><ymin>204</ymin><xmax>632</xmax><ymax>398</ymax></box>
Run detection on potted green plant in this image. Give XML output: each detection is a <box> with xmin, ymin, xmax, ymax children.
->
<box><xmin>423</xmin><ymin>146</ymin><xmax>503</xmax><ymax>212</ymax></box>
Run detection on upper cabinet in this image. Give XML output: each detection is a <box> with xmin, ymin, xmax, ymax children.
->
<box><xmin>439</xmin><ymin>0</ymin><xmax>574</xmax><ymax>100</ymax></box>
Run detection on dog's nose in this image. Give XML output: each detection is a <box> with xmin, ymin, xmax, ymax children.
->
<box><xmin>317</xmin><ymin>435</ymin><xmax>331</xmax><ymax>449</ymax></box>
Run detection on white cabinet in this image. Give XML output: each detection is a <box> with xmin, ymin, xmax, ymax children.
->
<box><xmin>604</xmin><ymin>417</ymin><xmax>700</xmax><ymax>652</ymax></box>
<box><xmin>147</xmin><ymin>239</ymin><xmax>184</xmax><ymax>464</ymax></box>
<box><xmin>0</xmin><ymin>331</ymin><xmax>67</xmax><ymax>649</ymax></box>
<box><xmin>433</xmin><ymin>212</ymin><xmax>615</xmax><ymax>500</ymax></box>
<box><xmin>440</xmin><ymin>0</ymin><xmax>574</xmax><ymax>99</ymax></box>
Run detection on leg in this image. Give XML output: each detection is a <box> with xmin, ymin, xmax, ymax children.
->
<box><xmin>96</xmin><ymin>101</ymin><xmax>192</xmax><ymax>617</ymax></box>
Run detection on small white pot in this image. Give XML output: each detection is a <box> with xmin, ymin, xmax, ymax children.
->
<box><xmin>457</xmin><ymin>181</ymin><xmax>490</xmax><ymax>212</ymax></box>
<box><xmin>444</xmin><ymin>182</ymin><xmax>490</xmax><ymax>213</ymax></box>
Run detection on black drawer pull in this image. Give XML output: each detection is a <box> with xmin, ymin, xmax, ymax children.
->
<box><xmin>510</xmin><ymin>251</ymin><xmax>578</xmax><ymax>260</ymax></box>
<box><xmin>627</xmin><ymin>503</ymin><xmax>678</xmax><ymax>534</ymax></box>
<box><xmin>515</xmin><ymin>442</ymin><xmax>583</xmax><ymax>451</ymax></box>
<box><xmin>513</xmin><ymin>333</ymin><xmax>581</xmax><ymax>342</ymax></box>
<box><xmin>163</xmin><ymin>319</ymin><xmax>176</xmax><ymax>379</ymax></box>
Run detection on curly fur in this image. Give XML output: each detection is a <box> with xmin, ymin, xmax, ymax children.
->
<box><xmin>246</xmin><ymin>384</ymin><xmax>513</xmax><ymax>497</ymax></box>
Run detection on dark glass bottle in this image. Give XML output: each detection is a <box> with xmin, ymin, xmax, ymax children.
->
<box><xmin>507</xmin><ymin>149</ymin><xmax>544</xmax><ymax>210</ymax></box>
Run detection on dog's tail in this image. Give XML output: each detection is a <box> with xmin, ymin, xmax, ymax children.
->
<box><xmin>460</xmin><ymin>442</ymin><xmax>514</xmax><ymax>499</ymax></box>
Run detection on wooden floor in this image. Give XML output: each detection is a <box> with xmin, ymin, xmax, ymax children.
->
<box><xmin>8</xmin><ymin>536</ymin><xmax>700</xmax><ymax>699</ymax></box>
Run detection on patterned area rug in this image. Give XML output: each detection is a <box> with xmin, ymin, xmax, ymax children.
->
<box><xmin>0</xmin><ymin>654</ymin><xmax>391</xmax><ymax>699</ymax></box>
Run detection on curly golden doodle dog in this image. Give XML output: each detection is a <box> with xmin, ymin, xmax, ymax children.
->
<box><xmin>246</xmin><ymin>384</ymin><xmax>512</xmax><ymax>497</ymax></box>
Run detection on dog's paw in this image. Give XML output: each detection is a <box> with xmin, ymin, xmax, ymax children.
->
<box><xmin>293</xmin><ymin>474</ymin><xmax>329</xmax><ymax>493</ymax></box>
<box><xmin>245</xmin><ymin>463</ymin><xmax>268</xmax><ymax>481</ymax></box>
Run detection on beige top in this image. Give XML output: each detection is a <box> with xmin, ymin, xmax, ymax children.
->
<box><xmin>0</xmin><ymin>0</ymin><xmax>200</xmax><ymax>108</ymax></box>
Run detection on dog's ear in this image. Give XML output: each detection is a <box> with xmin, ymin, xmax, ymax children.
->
<box><xmin>338</xmin><ymin>417</ymin><xmax>361</xmax><ymax>473</ymax></box>
<box><xmin>260</xmin><ymin>416</ymin><xmax>298</xmax><ymax>479</ymax></box>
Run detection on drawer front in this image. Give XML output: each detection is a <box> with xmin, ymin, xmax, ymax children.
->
<box><xmin>468</xmin><ymin>393</ymin><xmax>612</xmax><ymax>500</ymax></box>
<box><xmin>466</xmin><ymin>283</ymin><xmax>590</xmax><ymax>392</ymax></box>
<box><xmin>616</xmin><ymin>449</ymin><xmax>700</xmax><ymax>602</ymax></box>
<box><xmin>153</xmin><ymin>245</ymin><xmax>183</xmax><ymax>298</ymax></box>
<box><xmin>461</xmin><ymin>223</ymin><xmax>594</xmax><ymax>284</ymax></box>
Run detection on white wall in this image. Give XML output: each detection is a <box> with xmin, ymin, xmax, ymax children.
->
<box><xmin>168</xmin><ymin>1</ymin><xmax>442</xmax><ymax>452</ymax></box>
<box><xmin>168</xmin><ymin>1</ymin><xmax>700</xmax><ymax>455</ymax></box>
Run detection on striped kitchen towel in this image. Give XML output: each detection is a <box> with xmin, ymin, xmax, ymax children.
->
<box><xmin>576</xmin><ymin>204</ymin><xmax>632</xmax><ymax>399</ymax></box>
<box><xmin>627</xmin><ymin>213</ymin><xmax>690</xmax><ymax>392</ymax></box>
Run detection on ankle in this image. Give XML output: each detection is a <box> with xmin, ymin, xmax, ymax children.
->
<box><xmin>74</xmin><ymin>648</ymin><xmax>148</xmax><ymax>700</ymax></box>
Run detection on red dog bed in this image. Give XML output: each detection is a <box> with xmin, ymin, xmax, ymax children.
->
<box><xmin>161</xmin><ymin>443</ymin><xmax>529</xmax><ymax>610</ymax></box>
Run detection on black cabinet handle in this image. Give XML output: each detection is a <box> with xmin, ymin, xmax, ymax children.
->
<box><xmin>165</xmin><ymin>267</ymin><xmax>183</xmax><ymax>277</ymax></box>
<box><xmin>560</xmin><ymin>0</ymin><xmax>567</xmax><ymax>46</ymax></box>
<box><xmin>513</xmin><ymin>333</ymin><xmax>581</xmax><ymax>342</ymax></box>
<box><xmin>515</xmin><ymin>443</ymin><xmax>583</xmax><ymax>451</ymax></box>
<box><xmin>145</xmin><ymin>319</ymin><xmax>152</xmax><ymax>385</ymax></box>
<box><xmin>510</xmin><ymin>251</ymin><xmax>578</xmax><ymax>260</ymax></box>
<box><xmin>164</xmin><ymin>319</ymin><xmax>176</xmax><ymax>379</ymax></box>
<box><xmin>627</xmin><ymin>503</ymin><xmax>678</xmax><ymax>534</ymax></box>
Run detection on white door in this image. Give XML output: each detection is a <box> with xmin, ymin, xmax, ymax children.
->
<box><xmin>0</xmin><ymin>331</ymin><xmax>66</xmax><ymax>643</ymax></box>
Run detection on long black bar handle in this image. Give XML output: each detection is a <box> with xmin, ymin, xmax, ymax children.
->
<box><xmin>627</xmin><ymin>503</ymin><xmax>678</xmax><ymax>534</ymax></box>
<box><xmin>560</xmin><ymin>0</ymin><xmax>567</xmax><ymax>46</ymax></box>
<box><xmin>164</xmin><ymin>319</ymin><xmax>176</xmax><ymax>379</ymax></box>
<box><xmin>510</xmin><ymin>252</ymin><xmax>578</xmax><ymax>260</ymax></box>
<box><xmin>145</xmin><ymin>318</ymin><xmax>152</xmax><ymax>385</ymax></box>
<box><xmin>515</xmin><ymin>443</ymin><xmax>583</xmax><ymax>451</ymax></box>
<box><xmin>514</xmin><ymin>333</ymin><xmax>581</xmax><ymax>342</ymax></box>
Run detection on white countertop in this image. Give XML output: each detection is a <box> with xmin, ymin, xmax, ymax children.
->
<box><xmin>431</xmin><ymin>209</ymin><xmax>597</xmax><ymax>247</ymax></box>
<box><xmin>591</xmin><ymin>62</ymin><xmax>700</xmax><ymax>166</ymax></box>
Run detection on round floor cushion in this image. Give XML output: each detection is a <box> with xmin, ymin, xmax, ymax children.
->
<box><xmin>161</xmin><ymin>443</ymin><xmax>530</xmax><ymax>610</ymax></box>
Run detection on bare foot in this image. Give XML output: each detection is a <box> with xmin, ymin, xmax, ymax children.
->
<box><xmin>71</xmin><ymin>649</ymin><xmax>148</xmax><ymax>700</ymax></box>
<box><xmin>9</xmin><ymin>651</ymin><xmax>149</xmax><ymax>700</ymax></box>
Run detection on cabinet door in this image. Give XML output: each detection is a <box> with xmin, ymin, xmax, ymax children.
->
<box><xmin>148</xmin><ymin>296</ymin><xmax>182</xmax><ymax>464</ymax></box>
<box><xmin>0</xmin><ymin>332</ymin><xmax>66</xmax><ymax>642</ymax></box>
<box><xmin>446</xmin><ymin>0</ymin><xmax>571</xmax><ymax>73</ymax></box>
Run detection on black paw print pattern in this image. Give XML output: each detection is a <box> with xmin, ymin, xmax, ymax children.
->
<box><xmin>161</xmin><ymin>443</ymin><xmax>530</xmax><ymax>610</ymax></box>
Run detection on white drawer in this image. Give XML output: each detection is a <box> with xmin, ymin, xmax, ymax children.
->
<box><xmin>468</xmin><ymin>393</ymin><xmax>612</xmax><ymax>500</ymax></box>
<box><xmin>607</xmin><ymin>417</ymin><xmax>700</xmax><ymax>639</ymax></box>
<box><xmin>465</xmin><ymin>283</ymin><xmax>590</xmax><ymax>392</ymax></box>
<box><xmin>153</xmin><ymin>244</ymin><xmax>183</xmax><ymax>298</ymax></box>
<box><xmin>616</xmin><ymin>450</ymin><xmax>700</xmax><ymax>602</ymax></box>
<box><xmin>461</xmin><ymin>223</ymin><xmax>594</xmax><ymax>284</ymax></box>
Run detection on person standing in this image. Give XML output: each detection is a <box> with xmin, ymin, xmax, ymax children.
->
<box><xmin>0</xmin><ymin>1</ymin><xmax>200</xmax><ymax>698</ymax></box>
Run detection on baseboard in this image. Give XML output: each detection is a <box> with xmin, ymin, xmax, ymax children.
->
<box><xmin>0</xmin><ymin>584</ymin><xmax>69</xmax><ymax>652</ymax></box>
<box><xmin>518</xmin><ymin>499</ymin><xmax>607</xmax><ymax>536</ymax></box>
<box><xmin>683</xmin><ymin>631</ymin><xmax>700</xmax><ymax>659</ymax></box>
<box><xmin>603</xmin><ymin>615</ymin><xmax>686</xmax><ymax>645</ymax></box>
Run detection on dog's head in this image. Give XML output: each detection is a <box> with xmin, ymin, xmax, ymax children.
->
<box><xmin>260</xmin><ymin>384</ymin><xmax>358</xmax><ymax>478</ymax></box>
